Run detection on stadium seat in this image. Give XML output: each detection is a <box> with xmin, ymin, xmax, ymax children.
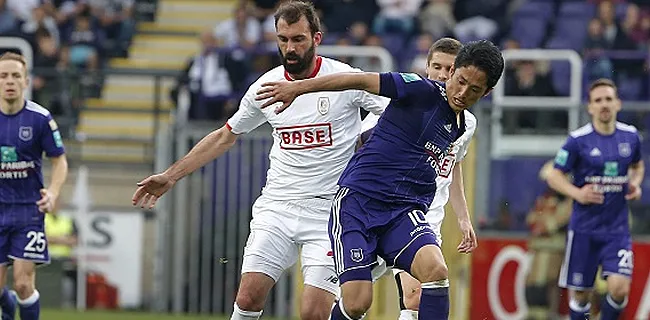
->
<box><xmin>558</xmin><ymin>2</ymin><xmax>596</xmax><ymax>19</ymax></box>
<box><xmin>510</xmin><ymin>16</ymin><xmax>548</xmax><ymax>48</ymax></box>
<box><xmin>617</xmin><ymin>76</ymin><xmax>643</xmax><ymax>101</ymax></box>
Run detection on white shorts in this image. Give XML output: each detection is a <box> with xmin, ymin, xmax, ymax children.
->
<box><xmin>241</xmin><ymin>195</ymin><xmax>339</xmax><ymax>296</ymax></box>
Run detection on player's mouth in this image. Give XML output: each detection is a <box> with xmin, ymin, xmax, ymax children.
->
<box><xmin>453</xmin><ymin>97</ymin><xmax>466</xmax><ymax>107</ymax></box>
<box><xmin>4</xmin><ymin>89</ymin><xmax>16</xmax><ymax>95</ymax></box>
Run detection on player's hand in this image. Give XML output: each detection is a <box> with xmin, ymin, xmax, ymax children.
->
<box><xmin>625</xmin><ymin>182</ymin><xmax>642</xmax><ymax>201</ymax></box>
<box><xmin>457</xmin><ymin>219</ymin><xmax>478</xmax><ymax>254</ymax></box>
<box><xmin>255</xmin><ymin>81</ymin><xmax>299</xmax><ymax>113</ymax></box>
<box><xmin>36</xmin><ymin>189</ymin><xmax>55</xmax><ymax>213</ymax></box>
<box><xmin>132</xmin><ymin>173</ymin><xmax>176</xmax><ymax>209</ymax></box>
<box><xmin>575</xmin><ymin>184</ymin><xmax>605</xmax><ymax>205</ymax></box>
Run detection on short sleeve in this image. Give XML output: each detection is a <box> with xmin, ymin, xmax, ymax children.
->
<box><xmin>353</xmin><ymin>90</ymin><xmax>389</xmax><ymax>116</ymax></box>
<box><xmin>632</xmin><ymin>133</ymin><xmax>642</xmax><ymax>164</ymax></box>
<box><xmin>41</xmin><ymin>115</ymin><xmax>65</xmax><ymax>158</ymax></box>
<box><xmin>379</xmin><ymin>72</ymin><xmax>443</xmax><ymax>107</ymax></box>
<box><xmin>554</xmin><ymin>137</ymin><xmax>580</xmax><ymax>173</ymax></box>
<box><xmin>456</xmin><ymin>112</ymin><xmax>477</xmax><ymax>161</ymax></box>
<box><xmin>226</xmin><ymin>89</ymin><xmax>267</xmax><ymax>134</ymax></box>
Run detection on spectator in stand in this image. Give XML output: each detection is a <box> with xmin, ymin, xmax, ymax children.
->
<box><xmin>0</xmin><ymin>0</ymin><xmax>19</xmax><ymax>35</ymax></box>
<box><xmin>32</xmin><ymin>30</ymin><xmax>61</xmax><ymax>113</ymax></box>
<box><xmin>373</xmin><ymin>0</ymin><xmax>422</xmax><ymax>35</ymax></box>
<box><xmin>315</xmin><ymin>0</ymin><xmax>378</xmax><ymax>34</ymax></box>
<box><xmin>86</xmin><ymin>0</ymin><xmax>136</xmax><ymax>57</ymax></box>
<box><xmin>171</xmin><ymin>30</ymin><xmax>236</xmax><ymax>121</ymax></box>
<box><xmin>215</xmin><ymin>5</ymin><xmax>260</xmax><ymax>50</ymax></box>
<box><xmin>347</xmin><ymin>21</ymin><xmax>369</xmax><ymax>45</ymax></box>
<box><xmin>245</xmin><ymin>0</ymin><xmax>280</xmax><ymax>20</ymax></box>
<box><xmin>583</xmin><ymin>18</ymin><xmax>614</xmax><ymax>80</ymax></box>
<box><xmin>419</xmin><ymin>0</ymin><xmax>455</xmax><ymax>40</ymax></box>
<box><xmin>20</xmin><ymin>5</ymin><xmax>60</xmax><ymax>48</ymax></box>
<box><xmin>408</xmin><ymin>33</ymin><xmax>435</xmax><ymax>77</ymax></box>
<box><xmin>59</xmin><ymin>12</ymin><xmax>104</xmax><ymax>73</ymax></box>
<box><xmin>5</xmin><ymin>0</ymin><xmax>40</xmax><ymax>22</ymax></box>
<box><xmin>350</xmin><ymin>34</ymin><xmax>383</xmax><ymax>72</ymax></box>
<box><xmin>43</xmin><ymin>0</ymin><xmax>84</xmax><ymax>34</ymax></box>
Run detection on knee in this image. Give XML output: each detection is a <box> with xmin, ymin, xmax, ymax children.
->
<box><xmin>609</xmin><ymin>283</ymin><xmax>630</xmax><ymax>302</ymax></box>
<box><xmin>344</xmin><ymin>298</ymin><xmax>372</xmax><ymax>319</ymax></box>
<box><xmin>342</xmin><ymin>289</ymin><xmax>373</xmax><ymax>319</ymax></box>
<box><xmin>235</xmin><ymin>289</ymin><xmax>265</xmax><ymax>312</ymax></box>
<box><xmin>13</xmin><ymin>276</ymin><xmax>34</xmax><ymax>298</ymax></box>
<box><xmin>418</xmin><ymin>263</ymin><xmax>448</xmax><ymax>283</ymax></box>
<box><xmin>572</xmin><ymin>290</ymin><xmax>590</xmax><ymax>305</ymax></box>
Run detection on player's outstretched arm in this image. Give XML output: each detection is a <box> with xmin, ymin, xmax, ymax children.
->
<box><xmin>449</xmin><ymin>163</ymin><xmax>477</xmax><ymax>253</ymax></box>
<box><xmin>132</xmin><ymin>126</ymin><xmax>238</xmax><ymax>209</ymax></box>
<box><xmin>38</xmin><ymin>155</ymin><xmax>68</xmax><ymax>213</ymax></box>
<box><xmin>255</xmin><ymin>72</ymin><xmax>380</xmax><ymax>113</ymax></box>
<box><xmin>547</xmin><ymin>168</ymin><xmax>604</xmax><ymax>205</ymax></box>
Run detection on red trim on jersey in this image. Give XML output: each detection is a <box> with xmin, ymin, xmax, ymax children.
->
<box><xmin>284</xmin><ymin>56</ymin><xmax>323</xmax><ymax>81</ymax></box>
<box><xmin>225</xmin><ymin>122</ymin><xmax>233</xmax><ymax>131</ymax></box>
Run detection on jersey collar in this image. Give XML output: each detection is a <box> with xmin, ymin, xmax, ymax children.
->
<box><xmin>284</xmin><ymin>56</ymin><xmax>322</xmax><ymax>81</ymax></box>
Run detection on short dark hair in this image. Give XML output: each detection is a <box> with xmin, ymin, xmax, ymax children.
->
<box><xmin>427</xmin><ymin>37</ymin><xmax>462</xmax><ymax>62</ymax></box>
<box><xmin>274</xmin><ymin>1</ymin><xmax>321</xmax><ymax>35</ymax></box>
<box><xmin>453</xmin><ymin>40</ymin><xmax>505</xmax><ymax>89</ymax></box>
<box><xmin>588</xmin><ymin>78</ymin><xmax>617</xmax><ymax>100</ymax></box>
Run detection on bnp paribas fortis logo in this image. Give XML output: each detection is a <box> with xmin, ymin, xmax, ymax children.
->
<box><xmin>604</xmin><ymin>161</ymin><xmax>619</xmax><ymax>176</ymax></box>
<box><xmin>0</xmin><ymin>146</ymin><xmax>17</xmax><ymax>162</ymax></box>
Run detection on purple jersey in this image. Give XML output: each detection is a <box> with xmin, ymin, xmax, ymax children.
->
<box><xmin>553</xmin><ymin>122</ymin><xmax>642</xmax><ymax>235</ymax></box>
<box><xmin>338</xmin><ymin>72</ymin><xmax>465</xmax><ymax>210</ymax></box>
<box><xmin>0</xmin><ymin>100</ymin><xmax>65</xmax><ymax>204</ymax></box>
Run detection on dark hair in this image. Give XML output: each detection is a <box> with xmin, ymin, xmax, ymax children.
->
<box><xmin>427</xmin><ymin>37</ymin><xmax>462</xmax><ymax>62</ymax></box>
<box><xmin>588</xmin><ymin>78</ymin><xmax>617</xmax><ymax>100</ymax></box>
<box><xmin>274</xmin><ymin>0</ymin><xmax>321</xmax><ymax>35</ymax></box>
<box><xmin>453</xmin><ymin>40</ymin><xmax>504</xmax><ymax>89</ymax></box>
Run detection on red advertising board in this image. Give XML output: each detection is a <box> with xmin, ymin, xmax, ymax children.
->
<box><xmin>471</xmin><ymin>236</ymin><xmax>650</xmax><ymax>320</ymax></box>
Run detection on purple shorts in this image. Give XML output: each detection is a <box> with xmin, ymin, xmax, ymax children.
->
<box><xmin>0</xmin><ymin>203</ymin><xmax>50</xmax><ymax>265</ymax></box>
<box><xmin>328</xmin><ymin>187</ymin><xmax>439</xmax><ymax>284</ymax></box>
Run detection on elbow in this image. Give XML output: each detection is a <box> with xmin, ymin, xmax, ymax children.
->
<box><xmin>217</xmin><ymin>125</ymin><xmax>238</xmax><ymax>148</ymax></box>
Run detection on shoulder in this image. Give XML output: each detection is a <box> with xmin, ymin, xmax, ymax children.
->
<box><xmin>24</xmin><ymin>100</ymin><xmax>51</xmax><ymax>121</ymax></box>
<box><xmin>569</xmin><ymin>123</ymin><xmax>594</xmax><ymax>139</ymax></box>
<box><xmin>615</xmin><ymin>121</ymin><xmax>638</xmax><ymax>134</ymax></box>
<box><xmin>319</xmin><ymin>57</ymin><xmax>357</xmax><ymax>74</ymax></box>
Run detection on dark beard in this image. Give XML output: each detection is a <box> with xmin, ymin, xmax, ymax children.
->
<box><xmin>279</xmin><ymin>44</ymin><xmax>316</xmax><ymax>76</ymax></box>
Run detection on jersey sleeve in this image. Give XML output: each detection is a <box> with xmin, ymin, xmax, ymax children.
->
<box><xmin>41</xmin><ymin>115</ymin><xmax>65</xmax><ymax>157</ymax></box>
<box><xmin>632</xmin><ymin>133</ymin><xmax>643</xmax><ymax>163</ymax></box>
<box><xmin>379</xmin><ymin>72</ymin><xmax>437</xmax><ymax>103</ymax></box>
<box><xmin>226</xmin><ymin>86</ymin><xmax>267</xmax><ymax>134</ymax></box>
<box><xmin>456</xmin><ymin>111</ymin><xmax>477</xmax><ymax>161</ymax></box>
<box><xmin>554</xmin><ymin>136</ymin><xmax>580</xmax><ymax>173</ymax></box>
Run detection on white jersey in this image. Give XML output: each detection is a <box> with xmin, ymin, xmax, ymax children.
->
<box><xmin>227</xmin><ymin>56</ymin><xmax>389</xmax><ymax>202</ymax></box>
<box><xmin>360</xmin><ymin>109</ymin><xmax>477</xmax><ymax>225</ymax></box>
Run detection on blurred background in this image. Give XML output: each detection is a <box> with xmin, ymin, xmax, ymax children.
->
<box><xmin>1</xmin><ymin>0</ymin><xmax>649</xmax><ymax>319</ymax></box>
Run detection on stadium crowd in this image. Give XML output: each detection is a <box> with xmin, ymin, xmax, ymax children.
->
<box><xmin>0</xmin><ymin>0</ymin><xmax>135</xmax><ymax>115</ymax></box>
<box><xmin>177</xmin><ymin>0</ymin><xmax>650</xmax><ymax>122</ymax></box>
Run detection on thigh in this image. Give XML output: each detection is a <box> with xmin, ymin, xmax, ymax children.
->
<box><xmin>241</xmin><ymin>198</ymin><xmax>299</xmax><ymax>281</ymax></box>
<box><xmin>377</xmin><ymin>207</ymin><xmax>439</xmax><ymax>273</ymax></box>
<box><xmin>600</xmin><ymin>233</ymin><xmax>633</xmax><ymax>279</ymax></box>
<box><xmin>329</xmin><ymin>188</ymin><xmax>378</xmax><ymax>285</ymax></box>
<box><xmin>9</xmin><ymin>222</ymin><xmax>49</xmax><ymax>266</ymax></box>
<box><xmin>558</xmin><ymin>231</ymin><xmax>599</xmax><ymax>290</ymax></box>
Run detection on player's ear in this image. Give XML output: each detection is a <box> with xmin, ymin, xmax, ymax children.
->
<box><xmin>483</xmin><ymin>87</ymin><xmax>493</xmax><ymax>97</ymax></box>
<box><xmin>449</xmin><ymin>64</ymin><xmax>455</xmax><ymax>76</ymax></box>
<box><xmin>313</xmin><ymin>31</ymin><xmax>323</xmax><ymax>46</ymax></box>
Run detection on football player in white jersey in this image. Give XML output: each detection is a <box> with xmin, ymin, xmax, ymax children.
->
<box><xmin>362</xmin><ymin>38</ymin><xmax>478</xmax><ymax>320</ymax></box>
<box><xmin>131</xmin><ymin>1</ymin><xmax>387</xmax><ymax>320</ymax></box>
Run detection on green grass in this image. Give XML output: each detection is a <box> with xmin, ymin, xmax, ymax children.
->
<box><xmin>41</xmin><ymin>309</ymin><xmax>233</xmax><ymax>320</ymax></box>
